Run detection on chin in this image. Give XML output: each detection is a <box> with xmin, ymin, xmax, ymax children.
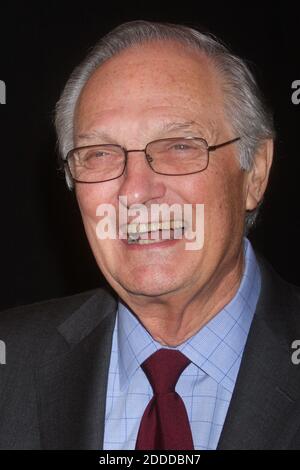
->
<box><xmin>115</xmin><ymin>268</ymin><xmax>189</xmax><ymax>298</ymax></box>
<box><xmin>119</xmin><ymin>282</ymin><xmax>179</xmax><ymax>298</ymax></box>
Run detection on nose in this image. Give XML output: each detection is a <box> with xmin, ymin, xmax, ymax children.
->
<box><xmin>117</xmin><ymin>150</ymin><xmax>166</xmax><ymax>208</ymax></box>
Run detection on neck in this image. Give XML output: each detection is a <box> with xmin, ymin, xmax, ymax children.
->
<box><xmin>120</xmin><ymin>248</ymin><xmax>245</xmax><ymax>347</ymax></box>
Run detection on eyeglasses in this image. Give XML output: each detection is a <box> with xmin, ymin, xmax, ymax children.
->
<box><xmin>62</xmin><ymin>136</ymin><xmax>241</xmax><ymax>183</ymax></box>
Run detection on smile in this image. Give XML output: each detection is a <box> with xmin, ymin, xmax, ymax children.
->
<box><xmin>126</xmin><ymin>220</ymin><xmax>186</xmax><ymax>244</ymax></box>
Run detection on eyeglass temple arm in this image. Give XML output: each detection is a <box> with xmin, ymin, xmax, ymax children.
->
<box><xmin>208</xmin><ymin>137</ymin><xmax>240</xmax><ymax>152</ymax></box>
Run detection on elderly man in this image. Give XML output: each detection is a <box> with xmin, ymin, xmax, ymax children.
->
<box><xmin>0</xmin><ymin>20</ymin><xmax>299</xmax><ymax>450</ymax></box>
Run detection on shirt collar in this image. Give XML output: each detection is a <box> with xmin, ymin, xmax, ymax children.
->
<box><xmin>117</xmin><ymin>237</ymin><xmax>261</xmax><ymax>392</ymax></box>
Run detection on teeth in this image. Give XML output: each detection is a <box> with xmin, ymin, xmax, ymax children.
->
<box><xmin>132</xmin><ymin>239</ymin><xmax>160</xmax><ymax>245</ymax></box>
<box><xmin>127</xmin><ymin>220</ymin><xmax>185</xmax><ymax>235</ymax></box>
<box><xmin>127</xmin><ymin>232</ymin><xmax>140</xmax><ymax>242</ymax></box>
<box><xmin>171</xmin><ymin>220</ymin><xmax>185</xmax><ymax>230</ymax></box>
<box><xmin>126</xmin><ymin>220</ymin><xmax>186</xmax><ymax>244</ymax></box>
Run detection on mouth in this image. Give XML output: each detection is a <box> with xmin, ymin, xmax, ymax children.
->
<box><xmin>125</xmin><ymin>220</ymin><xmax>186</xmax><ymax>245</ymax></box>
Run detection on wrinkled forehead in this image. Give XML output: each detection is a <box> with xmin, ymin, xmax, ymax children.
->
<box><xmin>74</xmin><ymin>40</ymin><xmax>227</xmax><ymax>136</ymax></box>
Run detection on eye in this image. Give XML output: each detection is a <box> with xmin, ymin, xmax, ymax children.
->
<box><xmin>77</xmin><ymin>149</ymin><xmax>115</xmax><ymax>169</ymax></box>
<box><xmin>83</xmin><ymin>147</ymin><xmax>121</xmax><ymax>163</ymax></box>
<box><xmin>172</xmin><ymin>143</ymin><xmax>193</xmax><ymax>150</ymax></box>
<box><xmin>167</xmin><ymin>141</ymin><xmax>198</xmax><ymax>152</ymax></box>
<box><xmin>87</xmin><ymin>150</ymin><xmax>110</xmax><ymax>159</ymax></box>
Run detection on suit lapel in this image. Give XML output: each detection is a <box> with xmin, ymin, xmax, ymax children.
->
<box><xmin>35</xmin><ymin>289</ymin><xmax>117</xmax><ymax>449</ymax></box>
<box><xmin>218</xmin><ymin>258</ymin><xmax>300</xmax><ymax>449</ymax></box>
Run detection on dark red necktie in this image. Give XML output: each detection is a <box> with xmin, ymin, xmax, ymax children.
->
<box><xmin>135</xmin><ymin>349</ymin><xmax>194</xmax><ymax>450</ymax></box>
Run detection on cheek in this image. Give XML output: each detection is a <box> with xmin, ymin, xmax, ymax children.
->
<box><xmin>75</xmin><ymin>184</ymin><xmax>116</xmax><ymax>221</ymax></box>
<box><xmin>210</xmin><ymin>174</ymin><xmax>246</xmax><ymax>236</ymax></box>
<box><xmin>75</xmin><ymin>185</ymin><xmax>118</xmax><ymax>265</ymax></box>
<box><xmin>186</xmin><ymin>170</ymin><xmax>246</xmax><ymax>234</ymax></box>
<box><xmin>75</xmin><ymin>186</ymin><xmax>116</xmax><ymax>253</ymax></box>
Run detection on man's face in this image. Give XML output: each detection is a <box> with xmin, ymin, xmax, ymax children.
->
<box><xmin>74</xmin><ymin>41</ymin><xmax>250</xmax><ymax>301</ymax></box>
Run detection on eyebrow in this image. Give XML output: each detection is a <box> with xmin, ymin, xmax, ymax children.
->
<box><xmin>76</xmin><ymin>130</ymin><xmax>117</xmax><ymax>142</ymax></box>
<box><xmin>76</xmin><ymin>120</ymin><xmax>214</xmax><ymax>143</ymax></box>
<box><xmin>159</xmin><ymin>120</ymin><xmax>205</xmax><ymax>133</ymax></box>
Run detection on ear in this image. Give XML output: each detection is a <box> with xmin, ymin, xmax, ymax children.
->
<box><xmin>245</xmin><ymin>139</ymin><xmax>274</xmax><ymax>211</ymax></box>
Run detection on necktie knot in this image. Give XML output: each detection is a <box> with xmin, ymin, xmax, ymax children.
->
<box><xmin>141</xmin><ymin>349</ymin><xmax>191</xmax><ymax>394</ymax></box>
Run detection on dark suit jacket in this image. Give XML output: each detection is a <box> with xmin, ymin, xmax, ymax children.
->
<box><xmin>0</xmin><ymin>256</ymin><xmax>300</xmax><ymax>449</ymax></box>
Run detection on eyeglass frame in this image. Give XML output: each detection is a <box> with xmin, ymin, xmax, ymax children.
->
<box><xmin>61</xmin><ymin>136</ymin><xmax>241</xmax><ymax>184</ymax></box>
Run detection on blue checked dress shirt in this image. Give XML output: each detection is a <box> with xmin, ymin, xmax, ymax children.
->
<box><xmin>103</xmin><ymin>238</ymin><xmax>261</xmax><ymax>450</ymax></box>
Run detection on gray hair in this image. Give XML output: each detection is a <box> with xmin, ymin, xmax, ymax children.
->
<box><xmin>54</xmin><ymin>20</ymin><xmax>275</xmax><ymax>232</ymax></box>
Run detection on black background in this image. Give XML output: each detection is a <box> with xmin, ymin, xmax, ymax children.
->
<box><xmin>0</xmin><ymin>2</ymin><xmax>299</xmax><ymax>310</ymax></box>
